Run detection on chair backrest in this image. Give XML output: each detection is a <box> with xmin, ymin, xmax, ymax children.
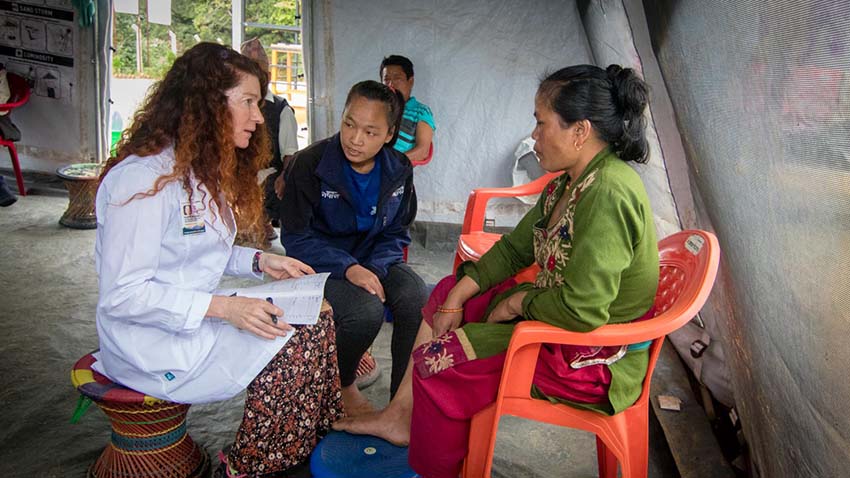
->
<box><xmin>651</xmin><ymin>230</ymin><xmax>720</xmax><ymax>332</ymax></box>
<box><xmin>0</xmin><ymin>73</ymin><xmax>31</xmax><ymax>112</ymax></box>
<box><xmin>634</xmin><ymin>229</ymin><xmax>720</xmax><ymax>405</ymax></box>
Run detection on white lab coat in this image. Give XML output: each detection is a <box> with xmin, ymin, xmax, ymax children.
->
<box><xmin>93</xmin><ymin>148</ymin><xmax>291</xmax><ymax>403</ymax></box>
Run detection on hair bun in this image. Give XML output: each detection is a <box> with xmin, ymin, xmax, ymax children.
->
<box><xmin>606</xmin><ymin>65</ymin><xmax>648</xmax><ymax>118</ymax></box>
<box><xmin>605</xmin><ymin>64</ymin><xmax>623</xmax><ymax>81</ymax></box>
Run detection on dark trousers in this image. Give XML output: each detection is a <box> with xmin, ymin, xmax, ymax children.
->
<box><xmin>324</xmin><ymin>262</ymin><xmax>427</xmax><ymax>396</ymax></box>
<box><xmin>264</xmin><ymin>173</ymin><xmax>280</xmax><ymax>223</ymax></box>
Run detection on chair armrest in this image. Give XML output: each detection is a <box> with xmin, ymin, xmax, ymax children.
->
<box><xmin>411</xmin><ymin>143</ymin><xmax>433</xmax><ymax>167</ymax></box>
<box><xmin>461</xmin><ymin>171</ymin><xmax>563</xmax><ymax>234</ymax></box>
<box><xmin>497</xmin><ymin>319</ymin><xmax>675</xmax><ymax>399</ymax></box>
<box><xmin>506</xmin><ymin>297</ymin><xmax>704</xmax><ymax>352</ymax></box>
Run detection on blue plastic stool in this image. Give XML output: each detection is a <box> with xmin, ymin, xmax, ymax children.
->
<box><xmin>310</xmin><ymin>431</ymin><xmax>419</xmax><ymax>478</ymax></box>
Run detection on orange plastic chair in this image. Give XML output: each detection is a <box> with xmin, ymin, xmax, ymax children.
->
<box><xmin>461</xmin><ymin>229</ymin><xmax>721</xmax><ymax>478</ymax></box>
<box><xmin>410</xmin><ymin>142</ymin><xmax>434</xmax><ymax>167</ymax></box>
<box><xmin>0</xmin><ymin>73</ymin><xmax>31</xmax><ymax>195</ymax></box>
<box><xmin>454</xmin><ymin>171</ymin><xmax>563</xmax><ymax>283</ymax></box>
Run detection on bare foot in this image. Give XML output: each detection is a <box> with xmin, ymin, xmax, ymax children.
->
<box><xmin>341</xmin><ymin>384</ymin><xmax>377</xmax><ymax>418</ymax></box>
<box><xmin>332</xmin><ymin>407</ymin><xmax>411</xmax><ymax>446</ymax></box>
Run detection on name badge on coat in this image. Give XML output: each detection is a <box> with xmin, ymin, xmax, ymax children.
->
<box><xmin>181</xmin><ymin>200</ymin><xmax>206</xmax><ymax>235</ymax></box>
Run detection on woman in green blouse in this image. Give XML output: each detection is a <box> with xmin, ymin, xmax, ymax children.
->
<box><xmin>335</xmin><ymin>64</ymin><xmax>659</xmax><ymax>478</ymax></box>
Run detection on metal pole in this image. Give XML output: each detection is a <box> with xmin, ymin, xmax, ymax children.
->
<box><xmin>301</xmin><ymin>0</ymin><xmax>314</xmax><ymax>142</ymax></box>
<box><xmin>130</xmin><ymin>23</ymin><xmax>142</xmax><ymax>74</ymax></box>
<box><xmin>231</xmin><ymin>0</ymin><xmax>244</xmax><ymax>49</ymax></box>
<box><xmin>93</xmin><ymin>0</ymin><xmax>103</xmax><ymax>162</ymax></box>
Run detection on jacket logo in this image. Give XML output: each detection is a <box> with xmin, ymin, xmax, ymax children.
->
<box><xmin>321</xmin><ymin>190</ymin><xmax>340</xmax><ymax>199</ymax></box>
<box><xmin>392</xmin><ymin>186</ymin><xmax>405</xmax><ymax>197</ymax></box>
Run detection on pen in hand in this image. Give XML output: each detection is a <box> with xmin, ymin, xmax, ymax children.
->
<box><xmin>265</xmin><ymin>297</ymin><xmax>278</xmax><ymax>324</ymax></box>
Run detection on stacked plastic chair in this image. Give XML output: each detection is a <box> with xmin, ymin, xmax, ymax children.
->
<box><xmin>71</xmin><ymin>352</ymin><xmax>210</xmax><ymax>478</ymax></box>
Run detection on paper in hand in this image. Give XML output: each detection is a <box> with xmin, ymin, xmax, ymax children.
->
<box><xmin>216</xmin><ymin>273</ymin><xmax>330</xmax><ymax>325</ymax></box>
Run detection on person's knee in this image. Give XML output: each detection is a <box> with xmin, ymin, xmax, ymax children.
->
<box><xmin>327</xmin><ymin>282</ymin><xmax>381</xmax><ymax>316</ymax></box>
<box><xmin>385</xmin><ymin>264</ymin><xmax>428</xmax><ymax>305</ymax></box>
<box><xmin>334</xmin><ymin>292</ymin><xmax>385</xmax><ymax>333</ymax></box>
<box><xmin>359</xmin><ymin>295</ymin><xmax>387</xmax><ymax>330</ymax></box>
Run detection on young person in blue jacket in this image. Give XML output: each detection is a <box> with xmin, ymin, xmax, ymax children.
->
<box><xmin>280</xmin><ymin>81</ymin><xmax>427</xmax><ymax>415</ymax></box>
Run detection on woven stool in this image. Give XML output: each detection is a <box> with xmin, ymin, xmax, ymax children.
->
<box><xmin>310</xmin><ymin>431</ymin><xmax>418</xmax><ymax>478</ymax></box>
<box><xmin>57</xmin><ymin>163</ymin><xmax>101</xmax><ymax>229</ymax></box>
<box><xmin>70</xmin><ymin>352</ymin><xmax>210</xmax><ymax>478</ymax></box>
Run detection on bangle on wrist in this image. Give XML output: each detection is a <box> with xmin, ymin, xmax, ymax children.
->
<box><xmin>252</xmin><ymin>251</ymin><xmax>263</xmax><ymax>274</ymax></box>
<box><xmin>436</xmin><ymin>304</ymin><xmax>464</xmax><ymax>314</ymax></box>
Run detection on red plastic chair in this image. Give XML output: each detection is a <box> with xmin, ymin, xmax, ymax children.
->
<box><xmin>0</xmin><ymin>73</ymin><xmax>31</xmax><ymax>196</ymax></box>
<box><xmin>454</xmin><ymin>171</ymin><xmax>563</xmax><ymax>283</ymax></box>
<box><xmin>461</xmin><ymin>230</ymin><xmax>721</xmax><ymax>478</ymax></box>
<box><xmin>410</xmin><ymin>142</ymin><xmax>433</xmax><ymax>167</ymax></box>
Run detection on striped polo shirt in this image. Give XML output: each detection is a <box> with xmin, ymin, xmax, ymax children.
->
<box><xmin>393</xmin><ymin>96</ymin><xmax>435</xmax><ymax>154</ymax></box>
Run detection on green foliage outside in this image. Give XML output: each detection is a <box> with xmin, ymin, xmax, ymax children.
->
<box><xmin>113</xmin><ymin>0</ymin><xmax>300</xmax><ymax>79</ymax></box>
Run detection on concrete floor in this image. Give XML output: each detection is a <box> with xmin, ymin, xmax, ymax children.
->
<box><xmin>0</xmin><ymin>189</ymin><xmax>679</xmax><ymax>477</ymax></box>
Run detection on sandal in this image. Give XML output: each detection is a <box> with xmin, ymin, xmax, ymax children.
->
<box><xmin>354</xmin><ymin>351</ymin><xmax>381</xmax><ymax>390</ymax></box>
<box><xmin>214</xmin><ymin>447</ymin><xmax>247</xmax><ymax>478</ymax></box>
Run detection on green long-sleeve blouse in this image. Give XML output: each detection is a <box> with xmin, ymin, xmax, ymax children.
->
<box><xmin>458</xmin><ymin>147</ymin><xmax>659</xmax><ymax>413</ymax></box>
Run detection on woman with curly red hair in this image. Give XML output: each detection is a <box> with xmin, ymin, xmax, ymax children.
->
<box><xmin>94</xmin><ymin>42</ymin><xmax>341</xmax><ymax>477</ymax></box>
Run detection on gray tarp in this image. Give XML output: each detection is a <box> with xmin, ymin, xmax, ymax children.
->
<box><xmin>304</xmin><ymin>0</ymin><xmax>595</xmax><ymax>226</ymax></box>
<box><xmin>582</xmin><ymin>0</ymin><xmax>736</xmax><ymax>408</ymax></box>
<box><xmin>643</xmin><ymin>0</ymin><xmax>850</xmax><ymax>476</ymax></box>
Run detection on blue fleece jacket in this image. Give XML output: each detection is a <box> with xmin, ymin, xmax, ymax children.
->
<box><xmin>279</xmin><ymin>134</ymin><xmax>416</xmax><ymax>279</ymax></box>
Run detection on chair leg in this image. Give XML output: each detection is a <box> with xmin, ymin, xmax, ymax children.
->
<box><xmin>623</xmin><ymin>459</ymin><xmax>649</xmax><ymax>478</ymax></box>
<box><xmin>620</xmin><ymin>406</ymin><xmax>650</xmax><ymax>478</ymax></box>
<box><xmin>596</xmin><ymin>436</ymin><xmax>618</xmax><ymax>478</ymax></box>
<box><xmin>463</xmin><ymin>405</ymin><xmax>498</xmax><ymax>478</ymax></box>
<box><xmin>7</xmin><ymin>144</ymin><xmax>26</xmax><ymax>196</ymax></box>
<box><xmin>621</xmin><ymin>437</ymin><xmax>649</xmax><ymax>478</ymax></box>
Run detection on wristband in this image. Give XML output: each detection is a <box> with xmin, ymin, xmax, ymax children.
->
<box><xmin>252</xmin><ymin>251</ymin><xmax>263</xmax><ymax>274</ymax></box>
<box><xmin>436</xmin><ymin>305</ymin><xmax>464</xmax><ymax>314</ymax></box>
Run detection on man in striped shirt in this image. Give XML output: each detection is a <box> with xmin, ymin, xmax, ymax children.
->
<box><xmin>380</xmin><ymin>55</ymin><xmax>435</xmax><ymax>163</ymax></box>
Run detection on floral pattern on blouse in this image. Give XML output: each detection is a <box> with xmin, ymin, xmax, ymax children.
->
<box><xmin>533</xmin><ymin>170</ymin><xmax>599</xmax><ymax>289</ymax></box>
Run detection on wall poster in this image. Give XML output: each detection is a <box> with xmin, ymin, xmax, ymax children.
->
<box><xmin>0</xmin><ymin>0</ymin><xmax>76</xmax><ymax>104</ymax></box>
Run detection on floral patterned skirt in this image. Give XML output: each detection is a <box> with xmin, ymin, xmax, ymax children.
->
<box><xmin>228</xmin><ymin>301</ymin><xmax>343</xmax><ymax>476</ymax></box>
